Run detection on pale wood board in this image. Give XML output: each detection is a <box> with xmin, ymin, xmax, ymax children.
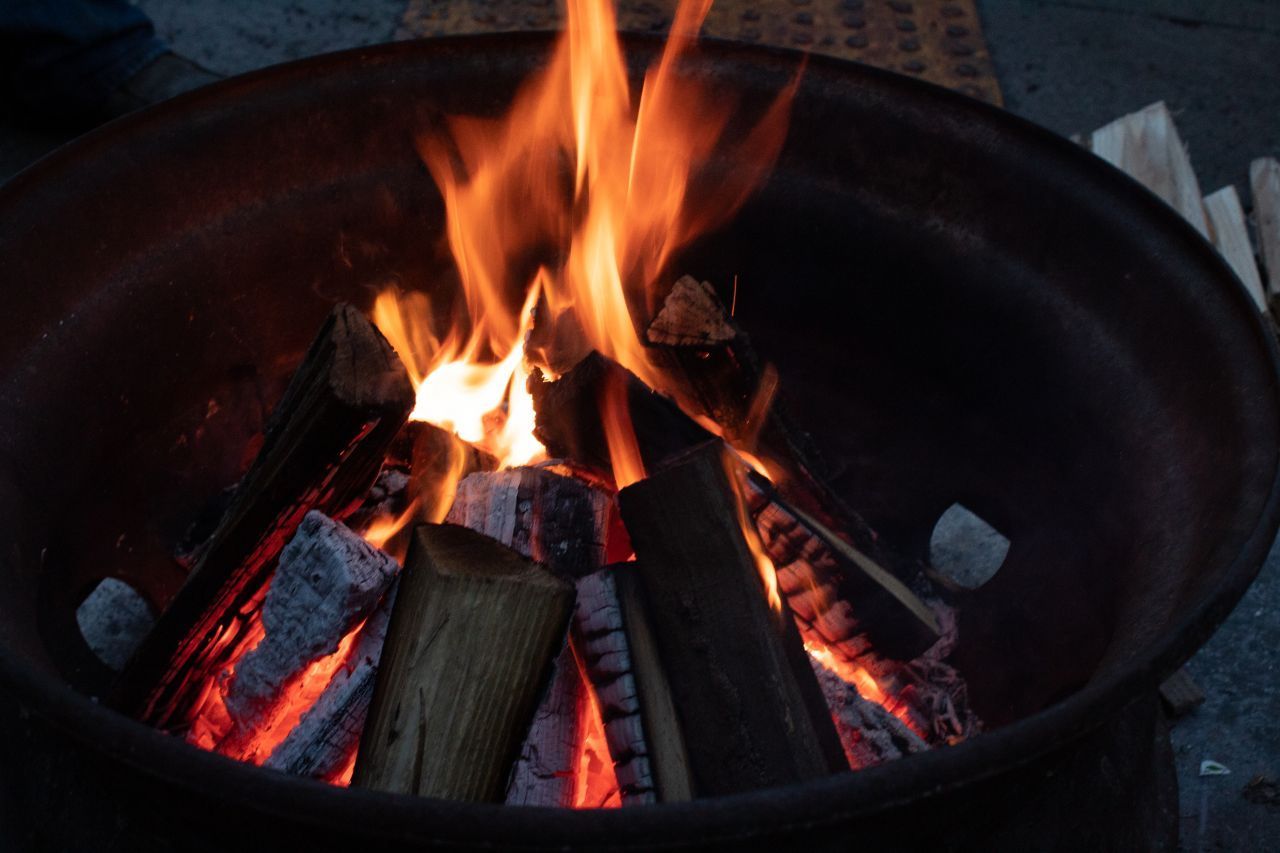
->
<box><xmin>1252</xmin><ymin>157</ymin><xmax>1280</xmax><ymax>300</ymax></box>
<box><xmin>1204</xmin><ymin>185</ymin><xmax>1267</xmax><ymax>311</ymax></box>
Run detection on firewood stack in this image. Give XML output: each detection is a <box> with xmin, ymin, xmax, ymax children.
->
<box><xmin>110</xmin><ymin>279</ymin><xmax>982</xmax><ymax>806</ymax></box>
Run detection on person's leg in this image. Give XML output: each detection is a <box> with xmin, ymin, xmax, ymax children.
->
<box><xmin>0</xmin><ymin>0</ymin><xmax>168</xmax><ymax>118</ymax></box>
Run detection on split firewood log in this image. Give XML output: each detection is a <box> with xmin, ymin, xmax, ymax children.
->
<box><xmin>446</xmin><ymin>466</ymin><xmax>612</xmax><ymax>579</ymax></box>
<box><xmin>116</xmin><ymin>303</ymin><xmax>415</xmax><ymax>729</ymax></box>
<box><xmin>218</xmin><ymin>512</ymin><xmax>398</xmax><ymax>754</ymax></box>
<box><xmin>353</xmin><ymin>524</ymin><xmax>575</xmax><ymax>801</ymax></box>
<box><xmin>263</xmin><ymin>583</ymin><xmax>397</xmax><ymax>781</ymax></box>
<box><xmin>617</xmin><ymin>441</ymin><xmax>847</xmax><ymax>795</ymax></box>
<box><xmin>573</xmin><ymin>565</ymin><xmax>692</xmax><ymax>804</ymax></box>
<box><xmin>504</xmin><ymin>644</ymin><xmax>585</xmax><ymax>807</ymax></box>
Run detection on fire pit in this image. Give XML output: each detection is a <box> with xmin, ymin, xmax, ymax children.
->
<box><xmin>0</xmin><ymin>19</ymin><xmax>1277</xmax><ymax>853</ymax></box>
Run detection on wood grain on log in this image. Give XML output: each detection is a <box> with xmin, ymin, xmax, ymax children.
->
<box><xmin>646</xmin><ymin>275</ymin><xmax>737</xmax><ymax>347</ymax></box>
<box><xmin>1088</xmin><ymin>101</ymin><xmax>1208</xmax><ymax>236</ymax></box>
<box><xmin>447</xmin><ymin>465</ymin><xmax>613</xmax><ymax>806</ymax></box>
<box><xmin>118</xmin><ymin>303</ymin><xmax>415</xmax><ymax>728</ymax></box>
<box><xmin>617</xmin><ymin>442</ymin><xmax>846</xmax><ymax>796</ymax></box>
<box><xmin>353</xmin><ymin>524</ymin><xmax>574</xmax><ymax>801</ymax></box>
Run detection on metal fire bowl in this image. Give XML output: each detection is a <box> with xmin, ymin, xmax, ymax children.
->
<box><xmin>0</xmin><ymin>35</ymin><xmax>1276</xmax><ymax>852</ymax></box>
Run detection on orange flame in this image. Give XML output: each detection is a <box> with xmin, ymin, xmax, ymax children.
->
<box><xmin>722</xmin><ymin>448</ymin><xmax>783</xmax><ymax>613</ymax></box>
<box><xmin>599</xmin><ymin>370</ymin><xmax>646</xmax><ymax>489</ymax></box>
<box><xmin>376</xmin><ymin>0</ymin><xmax>798</xmax><ymax>478</ymax></box>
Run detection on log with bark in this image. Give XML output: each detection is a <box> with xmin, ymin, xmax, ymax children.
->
<box><xmin>353</xmin><ymin>523</ymin><xmax>575</xmax><ymax>801</ymax></box>
<box><xmin>617</xmin><ymin>441</ymin><xmax>847</xmax><ymax>795</ymax></box>
<box><xmin>573</xmin><ymin>565</ymin><xmax>692</xmax><ymax>804</ymax></box>
<box><xmin>116</xmin><ymin>303</ymin><xmax>415</xmax><ymax>728</ymax></box>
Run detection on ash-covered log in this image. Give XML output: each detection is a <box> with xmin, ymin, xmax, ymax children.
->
<box><xmin>574</xmin><ymin>565</ymin><xmax>692</xmax><ymax>804</ymax></box>
<box><xmin>117</xmin><ymin>304</ymin><xmax>415</xmax><ymax>728</ymax></box>
<box><xmin>504</xmin><ymin>643</ymin><xmax>583</xmax><ymax>807</ymax></box>
<box><xmin>446</xmin><ymin>466</ymin><xmax>612</xmax><ymax>579</ymax></box>
<box><xmin>218</xmin><ymin>512</ymin><xmax>398</xmax><ymax>754</ymax></box>
<box><xmin>354</xmin><ymin>524</ymin><xmax>574</xmax><ymax>801</ymax></box>
<box><xmin>263</xmin><ymin>583</ymin><xmax>397</xmax><ymax>781</ymax></box>
<box><xmin>617</xmin><ymin>441</ymin><xmax>847</xmax><ymax>796</ymax></box>
<box><xmin>810</xmin><ymin>659</ymin><xmax>926</xmax><ymax>770</ymax></box>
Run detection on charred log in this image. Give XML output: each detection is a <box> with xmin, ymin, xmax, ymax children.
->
<box><xmin>353</xmin><ymin>524</ymin><xmax>574</xmax><ymax>801</ymax></box>
<box><xmin>810</xmin><ymin>660</ymin><xmax>926</xmax><ymax>769</ymax></box>
<box><xmin>446</xmin><ymin>466</ymin><xmax>612</xmax><ymax>579</ymax></box>
<box><xmin>504</xmin><ymin>644</ymin><xmax>584</xmax><ymax>807</ymax></box>
<box><xmin>263</xmin><ymin>583</ymin><xmax>397</xmax><ymax>781</ymax></box>
<box><xmin>574</xmin><ymin>565</ymin><xmax>692</xmax><ymax>804</ymax></box>
<box><xmin>218</xmin><ymin>512</ymin><xmax>398</xmax><ymax>754</ymax></box>
<box><xmin>617</xmin><ymin>441</ymin><xmax>846</xmax><ymax>796</ymax></box>
<box><xmin>117</xmin><ymin>304</ymin><xmax>415</xmax><ymax>728</ymax></box>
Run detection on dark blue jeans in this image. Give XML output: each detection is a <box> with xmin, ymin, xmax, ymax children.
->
<box><xmin>1</xmin><ymin>0</ymin><xmax>167</xmax><ymax>113</ymax></box>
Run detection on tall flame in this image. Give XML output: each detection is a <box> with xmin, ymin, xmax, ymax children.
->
<box><xmin>378</xmin><ymin>0</ymin><xmax>798</xmax><ymax>472</ymax></box>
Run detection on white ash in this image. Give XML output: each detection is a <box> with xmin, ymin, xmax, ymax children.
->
<box><xmin>225</xmin><ymin>511</ymin><xmax>399</xmax><ymax>728</ymax></box>
<box><xmin>811</xmin><ymin>659</ymin><xmax>927</xmax><ymax>770</ymax></box>
<box><xmin>505</xmin><ymin>642</ymin><xmax>584</xmax><ymax>807</ymax></box>
<box><xmin>264</xmin><ymin>582</ymin><xmax>397</xmax><ymax>780</ymax></box>
<box><xmin>75</xmin><ymin>578</ymin><xmax>155</xmax><ymax>672</ymax></box>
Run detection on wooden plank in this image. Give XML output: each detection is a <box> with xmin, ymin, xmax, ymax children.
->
<box><xmin>1204</xmin><ymin>185</ymin><xmax>1267</xmax><ymax>311</ymax></box>
<box><xmin>1090</xmin><ymin>101</ymin><xmax>1209</xmax><ymax>237</ymax></box>
<box><xmin>353</xmin><ymin>524</ymin><xmax>575</xmax><ymax>801</ymax></box>
<box><xmin>116</xmin><ymin>304</ymin><xmax>415</xmax><ymax>728</ymax></box>
<box><xmin>1252</xmin><ymin>157</ymin><xmax>1280</xmax><ymax>300</ymax></box>
<box><xmin>617</xmin><ymin>442</ymin><xmax>846</xmax><ymax>796</ymax></box>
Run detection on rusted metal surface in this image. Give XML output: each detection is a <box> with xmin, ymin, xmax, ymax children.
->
<box><xmin>397</xmin><ymin>0</ymin><xmax>1001</xmax><ymax>105</ymax></box>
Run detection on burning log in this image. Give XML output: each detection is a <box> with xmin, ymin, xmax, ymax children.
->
<box><xmin>446</xmin><ymin>466</ymin><xmax>612</xmax><ymax>578</ymax></box>
<box><xmin>574</xmin><ymin>565</ymin><xmax>693</xmax><ymax>804</ymax></box>
<box><xmin>353</xmin><ymin>523</ymin><xmax>575</xmax><ymax>801</ymax></box>
<box><xmin>529</xmin><ymin>351</ymin><xmax>712</xmax><ymax>476</ymax></box>
<box><xmin>810</xmin><ymin>660</ymin><xmax>926</xmax><ymax>770</ymax></box>
<box><xmin>504</xmin><ymin>643</ymin><xmax>583</xmax><ymax>807</ymax></box>
<box><xmin>410</xmin><ymin>421</ymin><xmax>500</xmax><ymax>523</ymax></box>
<box><xmin>219</xmin><ymin>512</ymin><xmax>398</xmax><ymax>749</ymax></box>
<box><xmin>617</xmin><ymin>441</ymin><xmax>847</xmax><ymax>795</ymax></box>
<box><xmin>530</xmin><ymin>350</ymin><xmax>937</xmax><ymax>659</ymax></box>
<box><xmin>263</xmin><ymin>583</ymin><xmax>396</xmax><ymax>781</ymax></box>
<box><xmin>117</xmin><ymin>304</ymin><xmax>415</xmax><ymax>728</ymax></box>
<box><xmin>446</xmin><ymin>465</ymin><xmax>613</xmax><ymax>806</ymax></box>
